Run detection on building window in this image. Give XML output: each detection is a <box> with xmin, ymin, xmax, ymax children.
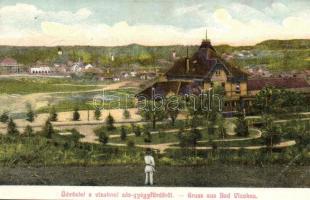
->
<box><xmin>236</xmin><ymin>83</ymin><xmax>240</xmax><ymax>94</ymax></box>
<box><xmin>215</xmin><ymin>70</ymin><xmax>220</xmax><ymax>76</ymax></box>
<box><xmin>221</xmin><ymin>82</ymin><xmax>225</xmax><ymax>87</ymax></box>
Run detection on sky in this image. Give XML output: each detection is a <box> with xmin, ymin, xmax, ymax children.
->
<box><xmin>0</xmin><ymin>0</ymin><xmax>309</xmax><ymax>46</ymax></box>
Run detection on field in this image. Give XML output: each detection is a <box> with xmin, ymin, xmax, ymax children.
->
<box><xmin>0</xmin><ymin>77</ymin><xmax>100</xmax><ymax>94</ymax></box>
<box><xmin>0</xmin><ymin>164</ymin><xmax>308</xmax><ymax>187</ymax></box>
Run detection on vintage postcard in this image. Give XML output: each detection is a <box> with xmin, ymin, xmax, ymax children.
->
<box><xmin>0</xmin><ymin>0</ymin><xmax>309</xmax><ymax>199</ymax></box>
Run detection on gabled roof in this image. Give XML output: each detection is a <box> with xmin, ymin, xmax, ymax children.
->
<box><xmin>136</xmin><ymin>81</ymin><xmax>204</xmax><ymax>99</ymax></box>
<box><xmin>248</xmin><ymin>77</ymin><xmax>310</xmax><ymax>91</ymax></box>
<box><xmin>165</xmin><ymin>40</ymin><xmax>248</xmax><ymax>80</ymax></box>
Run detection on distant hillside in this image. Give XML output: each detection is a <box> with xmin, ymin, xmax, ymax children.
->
<box><xmin>256</xmin><ymin>39</ymin><xmax>310</xmax><ymax>50</ymax></box>
<box><xmin>0</xmin><ymin>39</ymin><xmax>309</xmax><ymax>70</ymax></box>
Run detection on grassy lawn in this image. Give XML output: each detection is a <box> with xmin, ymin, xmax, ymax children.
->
<box><xmin>0</xmin><ymin>127</ymin><xmax>308</xmax><ymax>187</ymax></box>
<box><xmin>0</xmin><ymin>77</ymin><xmax>99</xmax><ymax>94</ymax></box>
<box><xmin>0</xmin><ymin>164</ymin><xmax>308</xmax><ymax>187</ymax></box>
<box><xmin>108</xmin><ymin>126</ymin><xmax>261</xmax><ymax>145</ymax></box>
<box><xmin>110</xmin><ymin>131</ymin><xmax>179</xmax><ymax>144</ymax></box>
<box><xmin>108</xmin><ymin>128</ymin><xmax>230</xmax><ymax>145</ymax></box>
<box><xmin>37</xmin><ymin>88</ymin><xmax>137</xmax><ymax>113</ymax></box>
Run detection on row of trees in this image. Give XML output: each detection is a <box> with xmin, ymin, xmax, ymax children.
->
<box><xmin>0</xmin><ymin>103</ymin><xmax>132</xmax><ymax>124</ymax></box>
<box><xmin>4</xmin><ymin>117</ymin><xmax>54</xmax><ymax>139</ymax></box>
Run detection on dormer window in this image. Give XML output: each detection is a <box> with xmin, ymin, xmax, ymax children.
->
<box><xmin>215</xmin><ymin>70</ymin><xmax>220</xmax><ymax>76</ymax></box>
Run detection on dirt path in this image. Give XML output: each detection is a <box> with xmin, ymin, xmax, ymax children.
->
<box><xmin>142</xmin><ymin>139</ymin><xmax>296</xmax><ymax>153</ymax></box>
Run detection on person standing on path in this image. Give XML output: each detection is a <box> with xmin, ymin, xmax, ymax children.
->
<box><xmin>144</xmin><ymin>148</ymin><xmax>155</xmax><ymax>185</ymax></box>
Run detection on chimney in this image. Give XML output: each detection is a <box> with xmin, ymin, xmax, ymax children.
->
<box><xmin>186</xmin><ymin>47</ymin><xmax>190</xmax><ymax>73</ymax></box>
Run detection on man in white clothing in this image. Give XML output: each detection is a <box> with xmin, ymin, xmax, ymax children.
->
<box><xmin>144</xmin><ymin>148</ymin><xmax>155</xmax><ymax>185</ymax></box>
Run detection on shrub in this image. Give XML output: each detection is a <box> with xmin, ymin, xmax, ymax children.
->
<box><xmin>98</xmin><ymin>131</ymin><xmax>109</xmax><ymax>145</ymax></box>
<box><xmin>105</xmin><ymin>113</ymin><xmax>115</xmax><ymax>131</ymax></box>
<box><xmin>94</xmin><ymin>107</ymin><xmax>101</xmax><ymax>120</ymax></box>
<box><xmin>43</xmin><ymin>119</ymin><xmax>54</xmax><ymax>139</ymax></box>
<box><xmin>49</xmin><ymin>106</ymin><xmax>58</xmax><ymax>122</ymax></box>
<box><xmin>26</xmin><ymin>103</ymin><xmax>35</xmax><ymax>122</ymax></box>
<box><xmin>127</xmin><ymin>139</ymin><xmax>135</xmax><ymax>148</ymax></box>
<box><xmin>264</xmin><ymin>133</ymin><xmax>282</xmax><ymax>146</ymax></box>
<box><xmin>70</xmin><ymin>128</ymin><xmax>84</xmax><ymax>143</ymax></box>
<box><xmin>144</xmin><ymin>130</ymin><xmax>152</xmax><ymax>143</ymax></box>
<box><xmin>93</xmin><ymin>126</ymin><xmax>110</xmax><ymax>145</ymax></box>
<box><xmin>134</xmin><ymin>125</ymin><xmax>141</xmax><ymax>137</ymax></box>
<box><xmin>23</xmin><ymin>125</ymin><xmax>33</xmax><ymax>137</ymax></box>
<box><xmin>123</xmin><ymin>109</ymin><xmax>131</xmax><ymax>119</ymax></box>
<box><xmin>72</xmin><ymin>107</ymin><xmax>80</xmax><ymax>121</ymax></box>
<box><xmin>7</xmin><ymin>118</ymin><xmax>19</xmax><ymax>136</ymax></box>
<box><xmin>0</xmin><ymin>112</ymin><xmax>9</xmax><ymax>123</ymax></box>
<box><xmin>120</xmin><ymin>126</ymin><xmax>127</xmax><ymax>141</ymax></box>
<box><xmin>235</xmin><ymin>113</ymin><xmax>249</xmax><ymax>137</ymax></box>
<box><xmin>178</xmin><ymin>128</ymin><xmax>202</xmax><ymax>147</ymax></box>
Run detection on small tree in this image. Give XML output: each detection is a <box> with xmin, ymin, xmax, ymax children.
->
<box><xmin>216</xmin><ymin>113</ymin><xmax>226</xmax><ymax>139</ymax></box>
<box><xmin>72</xmin><ymin>107</ymin><xmax>80</xmax><ymax>121</ymax></box>
<box><xmin>98</xmin><ymin>130</ymin><xmax>109</xmax><ymax>145</ymax></box>
<box><xmin>123</xmin><ymin>109</ymin><xmax>131</xmax><ymax>119</ymax></box>
<box><xmin>235</xmin><ymin>113</ymin><xmax>249</xmax><ymax>137</ymax></box>
<box><xmin>144</xmin><ymin>129</ymin><xmax>152</xmax><ymax>143</ymax></box>
<box><xmin>262</xmin><ymin>114</ymin><xmax>281</xmax><ymax>155</ymax></box>
<box><xmin>120</xmin><ymin>125</ymin><xmax>127</xmax><ymax>141</ymax></box>
<box><xmin>94</xmin><ymin>107</ymin><xmax>101</xmax><ymax>120</ymax></box>
<box><xmin>70</xmin><ymin>128</ymin><xmax>83</xmax><ymax>144</ymax></box>
<box><xmin>49</xmin><ymin>106</ymin><xmax>58</xmax><ymax>122</ymax></box>
<box><xmin>0</xmin><ymin>112</ymin><xmax>9</xmax><ymax>123</ymax></box>
<box><xmin>26</xmin><ymin>103</ymin><xmax>35</xmax><ymax>122</ymax></box>
<box><xmin>190</xmin><ymin>128</ymin><xmax>202</xmax><ymax>147</ymax></box>
<box><xmin>43</xmin><ymin>119</ymin><xmax>54</xmax><ymax>139</ymax></box>
<box><xmin>23</xmin><ymin>125</ymin><xmax>33</xmax><ymax>137</ymax></box>
<box><xmin>7</xmin><ymin>118</ymin><xmax>19</xmax><ymax>136</ymax></box>
<box><xmin>105</xmin><ymin>113</ymin><xmax>115</xmax><ymax>131</ymax></box>
<box><xmin>165</xmin><ymin>96</ymin><xmax>180</xmax><ymax>126</ymax></box>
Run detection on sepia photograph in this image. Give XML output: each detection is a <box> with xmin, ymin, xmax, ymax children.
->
<box><xmin>0</xmin><ymin>0</ymin><xmax>309</xmax><ymax>199</ymax></box>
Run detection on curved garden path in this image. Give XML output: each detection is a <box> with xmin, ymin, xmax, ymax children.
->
<box><xmin>108</xmin><ymin>128</ymin><xmax>266</xmax><ymax>153</ymax></box>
